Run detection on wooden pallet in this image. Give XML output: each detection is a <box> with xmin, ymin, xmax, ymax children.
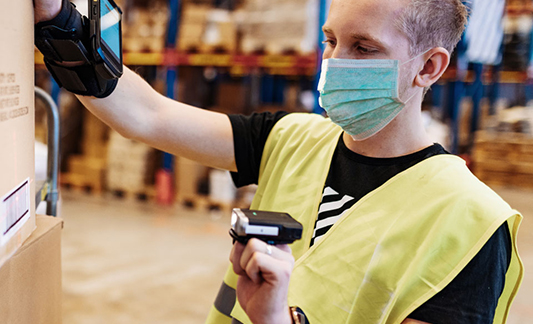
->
<box><xmin>472</xmin><ymin>131</ymin><xmax>533</xmax><ymax>188</ymax></box>
<box><xmin>109</xmin><ymin>187</ymin><xmax>156</xmax><ymax>202</ymax></box>
<box><xmin>177</xmin><ymin>194</ymin><xmax>209</xmax><ymax>210</ymax></box>
<box><xmin>61</xmin><ymin>155</ymin><xmax>106</xmax><ymax>194</ymax></box>
<box><xmin>176</xmin><ymin>194</ymin><xmax>235</xmax><ymax>216</ymax></box>
<box><xmin>178</xmin><ymin>38</ymin><xmax>236</xmax><ymax>54</ymax></box>
<box><xmin>60</xmin><ymin>172</ymin><xmax>103</xmax><ymax>194</ymax></box>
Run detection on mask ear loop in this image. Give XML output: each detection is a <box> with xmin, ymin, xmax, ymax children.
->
<box><xmin>400</xmin><ymin>49</ymin><xmax>431</xmax><ymax>66</ymax></box>
<box><xmin>398</xmin><ymin>49</ymin><xmax>432</xmax><ymax>104</ymax></box>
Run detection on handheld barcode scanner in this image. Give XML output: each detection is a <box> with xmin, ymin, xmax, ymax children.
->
<box><xmin>230</xmin><ymin>208</ymin><xmax>303</xmax><ymax>245</ymax></box>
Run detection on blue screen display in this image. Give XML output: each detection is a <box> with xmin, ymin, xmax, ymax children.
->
<box><xmin>100</xmin><ymin>0</ymin><xmax>121</xmax><ymax>59</ymax></box>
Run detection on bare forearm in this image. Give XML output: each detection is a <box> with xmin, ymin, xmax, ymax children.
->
<box><xmin>76</xmin><ymin>68</ymin><xmax>158</xmax><ymax>140</ymax></box>
<box><xmin>77</xmin><ymin>67</ymin><xmax>237</xmax><ymax>171</ymax></box>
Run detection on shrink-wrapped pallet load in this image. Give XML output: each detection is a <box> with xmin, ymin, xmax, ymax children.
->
<box><xmin>237</xmin><ymin>0</ymin><xmax>318</xmax><ymax>54</ymax></box>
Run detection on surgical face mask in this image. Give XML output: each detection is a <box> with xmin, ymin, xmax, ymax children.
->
<box><xmin>317</xmin><ymin>54</ymin><xmax>425</xmax><ymax>141</ymax></box>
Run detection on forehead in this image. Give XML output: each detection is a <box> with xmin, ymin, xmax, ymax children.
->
<box><xmin>326</xmin><ymin>0</ymin><xmax>410</xmax><ymax>52</ymax></box>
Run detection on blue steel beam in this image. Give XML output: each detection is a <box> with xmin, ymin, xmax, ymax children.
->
<box><xmin>162</xmin><ymin>0</ymin><xmax>181</xmax><ymax>172</ymax></box>
<box><xmin>313</xmin><ymin>0</ymin><xmax>328</xmax><ymax>115</ymax></box>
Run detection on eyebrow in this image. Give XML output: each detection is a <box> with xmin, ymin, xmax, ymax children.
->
<box><xmin>322</xmin><ymin>26</ymin><xmax>388</xmax><ymax>50</ymax></box>
<box><xmin>349</xmin><ymin>32</ymin><xmax>384</xmax><ymax>46</ymax></box>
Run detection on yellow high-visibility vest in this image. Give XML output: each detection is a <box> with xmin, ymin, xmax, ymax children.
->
<box><xmin>206</xmin><ymin>113</ymin><xmax>523</xmax><ymax>324</ymax></box>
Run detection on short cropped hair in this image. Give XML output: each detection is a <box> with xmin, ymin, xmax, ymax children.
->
<box><xmin>396</xmin><ymin>0</ymin><xmax>469</xmax><ymax>55</ymax></box>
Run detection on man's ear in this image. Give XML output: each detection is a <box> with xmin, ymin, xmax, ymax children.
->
<box><xmin>415</xmin><ymin>47</ymin><xmax>450</xmax><ymax>88</ymax></box>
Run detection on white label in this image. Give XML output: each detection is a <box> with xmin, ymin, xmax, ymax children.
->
<box><xmin>245</xmin><ymin>225</ymin><xmax>279</xmax><ymax>236</ymax></box>
<box><xmin>1</xmin><ymin>178</ymin><xmax>30</xmax><ymax>245</ymax></box>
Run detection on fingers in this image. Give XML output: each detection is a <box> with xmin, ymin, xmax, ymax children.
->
<box><xmin>230</xmin><ymin>242</ymin><xmax>247</xmax><ymax>276</ymax></box>
<box><xmin>242</xmin><ymin>239</ymin><xmax>294</xmax><ymax>265</ymax></box>
<box><xmin>230</xmin><ymin>239</ymin><xmax>294</xmax><ymax>283</ymax></box>
<box><xmin>244</xmin><ymin>251</ymin><xmax>293</xmax><ymax>284</ymax></box>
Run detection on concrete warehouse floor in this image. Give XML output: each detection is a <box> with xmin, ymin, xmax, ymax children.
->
<box><xmin>59</xmin><ymin>187</ymin><xmax>533</xmax><ymax>324</ymax></box>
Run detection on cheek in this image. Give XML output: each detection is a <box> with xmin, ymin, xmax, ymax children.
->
<box><xmin>400</xmin><ymin>65</ymin><xmax>416</xmax><ymax>85</ymax></box>
<box><xmin>398</xmin><ymin>66</ymin><xmax>419</xmax><ymax>96</ymax></box>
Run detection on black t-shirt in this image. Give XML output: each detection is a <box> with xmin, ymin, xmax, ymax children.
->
<box><xmin>228</xmin><ymin>112</ymin><xmax>512</xmax><ymax>324</ymax></box>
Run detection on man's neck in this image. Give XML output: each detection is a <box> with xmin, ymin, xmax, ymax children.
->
<box><xmin>342</xmin><ymin>100</ymin><xmax>434</xmax><ymax>158</ymax></box>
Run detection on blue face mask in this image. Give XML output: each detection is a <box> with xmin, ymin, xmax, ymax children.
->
<box><xmin>317</xmin><ymin>57</ymin><xmax>420</xmax><ymax>141</ymax></box>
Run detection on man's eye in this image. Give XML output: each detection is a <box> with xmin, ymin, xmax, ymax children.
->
<box><xmin>322</xmin><ymin>40</ymin><xmax>336</xmax><ymax>47</ymax></box>
<box><xmin>357</xmin><ymin>46</ymin><xmax>378</xmax><ymax>54</ymax></box>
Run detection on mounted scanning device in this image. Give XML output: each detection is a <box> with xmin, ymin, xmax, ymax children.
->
<box><xmin>35</xmin><ymin>0</ymin><xmax>123</xmax><ymax>98</ymax></box>
<box><xmin>230</xmin><ymin>208</ymin><xmax>303</xmax><ymax>245</ymax></box>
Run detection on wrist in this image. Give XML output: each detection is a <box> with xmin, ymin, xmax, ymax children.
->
<box><xmin>282</xmin><ymin>307</ymin><xmax>294</xmax><ymax>324</ymax></box>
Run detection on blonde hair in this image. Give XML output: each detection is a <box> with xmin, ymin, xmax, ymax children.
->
<box><xmin>396</xmin><ymin>0</ymin><xmax>469</xmax><ymax>56</ymax></box>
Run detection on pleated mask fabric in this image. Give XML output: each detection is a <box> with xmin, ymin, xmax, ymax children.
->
<box><xmin>317</xmin><ymin>58</ymin><xmax>411</xmax><ymax>141</ymax></box>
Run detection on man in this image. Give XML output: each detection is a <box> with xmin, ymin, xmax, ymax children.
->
<box><xmin>34</xmin><ymin>0</ymin><xmax>523</xmax><ymax>323</ymax></box>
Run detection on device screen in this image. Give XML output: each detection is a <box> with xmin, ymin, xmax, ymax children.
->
<box><xmin>100</xmin><ymin>0</ymin><xmax>121</xmax><ymax>60</ymax></box>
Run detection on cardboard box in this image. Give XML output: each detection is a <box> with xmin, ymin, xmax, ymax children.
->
<box><xmin>216</xmin><ymin>82</ymin><xmax>247</xmax><ymax>114</ymax></box>
<box><xmin>175</xmin><ymin>156</ymin><xmax>208</xmax><ymax>202</ymax></box>
<box><xmin>0</xmin><ymin>216</ymin><xmax>63</xmax><ymax>324</ymax></box>
<box><xmin>0</xmin><ymin>0</ymin><xmax>36</xmax><ymax>266</ymax></box>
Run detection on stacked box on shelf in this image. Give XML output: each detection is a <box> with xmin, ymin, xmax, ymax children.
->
<box><xmin>177</xmin><ymin>4</ymin><xmax>210</xmax><ymax>51</ymax></box>
<box><xmin>82</xmin><ymin>110</ymin><xmax>109</xmax><ymax>158</ymax></box>
<box><xmin>61</xmin><ymin>110</ymin><xmax>108</xmax><ymax>193</ymax></box>
<box><xmin>178</xmin><ymin>4</ymin><xmax>237</xmax><ymax>53</ymax></box>
<box><xmin>106</xmin><ymin>131</ymin><xmax>155</xmax><ymax>197</ymax></box>
<box><xmin>506</xmin><ymin>0</ymin><xmax>532</xmax><ymax>13</ymax></box>
<box><xmin>473</xmin><ymin>131</ymin><xmax>533</xmax><ymax>188</ymax></box>
<box><xmin>175</xmin><ymin>156</ymin><xmax>209</xmax><ymax>207</ymax></box>
<box><xmin>208</xmin><ymin>169</ymin><xmax>237</xmax><ymax>213</ymax></box>
<box><xmin>237</xmin><ymin>0</ymin><xmax>318</xmax><ymax>54</ymax></box>
<box><xmin>123</xmin><ymin>3</ymin><xmax>168</xmax><ymax>52</ymax></box>
<box><xmin>202</xmin><ymin>9</ymin><xmax>238</xmax><ymax>53</ymax></box>
<box><xmin>63</xmin><ymin>156</ymin><xmax>106</xmax><ymax>193</ymax></box>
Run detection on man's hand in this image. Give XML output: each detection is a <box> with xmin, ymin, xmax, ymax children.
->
<box><xmin>230</xmin><ymin>239</ymin><xmax>294</xmax><ymax>324</ymax></box>
<box><xmin>34</xmin><ymin>0</ymin><xmax>63</xmax><ymax>24</ymax></box>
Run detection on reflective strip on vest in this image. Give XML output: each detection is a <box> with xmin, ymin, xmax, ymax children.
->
<box><xmin>214</xmin><ymin>281</ymin><xmax>237</xmax><ymax>317</ymax></box>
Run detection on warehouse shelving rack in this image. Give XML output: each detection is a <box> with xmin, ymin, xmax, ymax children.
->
<box><xmin>438</xmin><ymin>2</ymin><xmax>533</xmax><ymax>154</ymax></box>
<box><xmin>33</xmin><ymin>0</ymin><xmax>533</xmax><ymax>201</ymax></box>
<box><xmin>35</xmin><ymin>51</ymin><xmax>318</xmax><ymax>76</ymax></box>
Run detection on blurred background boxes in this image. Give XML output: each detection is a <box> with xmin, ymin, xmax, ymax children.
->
<box><xmin>106</xmin><ymin>131</ymin><xmax>156</xmax><ymax>198</ymax></box>
<box><xmin>123</xmin><ymin>1</ymin><xmax>169</xmax><ymax>52</ymax></box>
<box><xmin>237</xmin><ymin>0</ymin><xmax>318</xmax><ymax>54</ymax></box>
<box><xmin>32</xmin><ymin>0</ymin><xmax>533</xmax><ymax>207</ymax></box>
<box><xmin>177</xmin><ymin>4</ymin><xmax>210</xmax><ymax>51</ymax></box>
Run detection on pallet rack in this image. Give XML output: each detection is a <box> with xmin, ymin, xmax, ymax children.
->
<box><xmin>34</xmin><ymin>0</ymin><xmax>533</xmax><ymax>199</ymax></box>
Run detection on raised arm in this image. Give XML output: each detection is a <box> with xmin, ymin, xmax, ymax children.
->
<box><xmin>77</xmin><ymin>68</ymin><xmax>236</xmax><ymax>171</ymax></box>
<box><xmin>35</xmin><ymin>0</ymin><xmax>237</xmax><ymax>172</ymax></box>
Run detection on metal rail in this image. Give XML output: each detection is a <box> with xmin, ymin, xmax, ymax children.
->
<box><xmin>35</xmin><ymin>87</ymin><xmax>60</xmax><ymax>217</ymax></box>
